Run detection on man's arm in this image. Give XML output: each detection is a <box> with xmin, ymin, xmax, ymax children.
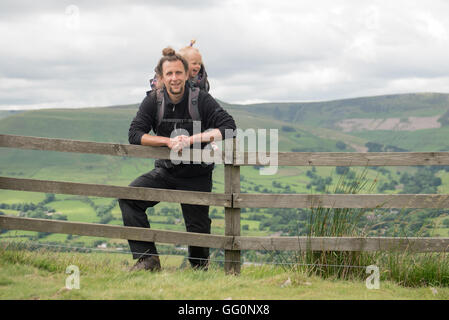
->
<box><xmin>129</xmin><ymin>93</ymin><xmax>181</xmax><ymax>150</ymax></box>
<box><xmin>189</xmin><ymin>128</ymin><xmax>222</xmax><ymax>145</ymax></box>
<box><xmin>128</xmin><ymin>94</ymin><xmax>155</xmax><ymax>145</ymax></box>
<box><xmin>194</xmin><ymin>92</ymin><xmax>237</xmax><ymax>143</ymax></box>
<box><xmin>141</xmin><ymin>133</ymin><xmax>180</xmax><ymax>150</ymax></box>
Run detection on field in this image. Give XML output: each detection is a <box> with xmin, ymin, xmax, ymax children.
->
<box><xmin>1</xmin><ymin>248</ymin><xmax>448</xmax><ymax>300</ymax></box>
<box><xmin>2</xmin><ymin>92</ymin><xmax>449</xmax><ymax>299</ymax></box>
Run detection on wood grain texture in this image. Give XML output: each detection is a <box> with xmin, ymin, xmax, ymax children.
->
<box><xmin>0</xmin><ymin>216</ymin><xmax>233</xmax><ymax>249</ymax></box>
<box><xmin>224</xmin><ymin>138</ymin><xmax>241</xmax><ymax>274</ymax></box>
<box><xmin>234</xmin><ymin>193</ymin><xmax>449</xmax><ymax>208</ymax></box>
<box><xmin>0</xmin><ymin>134</ymin><xmax>228</xmax><ymax>163</ymax></box>
<box><xmin>0</xmin><ymin>177</ymin><xmax>231</xmax><ymax>207</ymax></box>
<box><xmin>233</xmin><ymin>236</ymin><xmax>449</xmax><ymax>252</ymax></box>
<box><xmin>2</xmin><ymin>216</ymin><xmax>446</xmax><ymax>253</ymax></box>
<box><xmin>234</xmin><ymin>151</ymin><xmax>449</xmax><ymax>166</ymax></box>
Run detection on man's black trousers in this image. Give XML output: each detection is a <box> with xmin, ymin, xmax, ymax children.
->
<box><xmin>118</xmin><ymin>166</ymin><xmax>212</xmax><ymax>269</ymax></box>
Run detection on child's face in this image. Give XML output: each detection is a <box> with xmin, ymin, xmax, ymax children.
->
<box><xmin>186</xmin><ymin>51</ymin><xmax>202</xmax><ymax>79</ymax></box>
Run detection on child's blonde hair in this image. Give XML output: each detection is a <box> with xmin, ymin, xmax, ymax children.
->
<box><xmin>178</xmin><ymin>39</ymin><xmax>201</xmax><ymax>58</ymax></box>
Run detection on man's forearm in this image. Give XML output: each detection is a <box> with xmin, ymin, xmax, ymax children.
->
<box><xmin>140</xmin><ymin>129</ymin><xmax>223</xmax><ymax>149</ymax></box>
<box><xmin>189</xmin><ymin>128</ymin><xmax>222</xmax><ymax>145</ymax></box>
<box><xmin>140</xmin><ymin>133</ymin><xmax>170</xmax><ymax>147</ymax></box>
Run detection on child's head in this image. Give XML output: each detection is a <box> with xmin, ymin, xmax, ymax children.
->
<box><xmin>179</xmin><ymin>40</ymin><xmax>203</xmax><ymax>79</ymax></box>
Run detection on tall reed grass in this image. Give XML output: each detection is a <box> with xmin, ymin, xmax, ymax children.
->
<box><xmin>276</xmin><ymin>167</ymin><xmax>449</xmax><ymax>287</ymax></box>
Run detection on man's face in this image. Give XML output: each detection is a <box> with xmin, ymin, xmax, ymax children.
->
<box><xmin>161</xmin><ymin>60</ymin><xmax>188</xmax><ymax>96</ymax></box>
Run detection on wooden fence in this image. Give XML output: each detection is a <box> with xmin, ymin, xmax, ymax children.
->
<box><xmin>1</xmin><ymin>134</ymin><xmax>449</xmax><ymax>275</ymax></box>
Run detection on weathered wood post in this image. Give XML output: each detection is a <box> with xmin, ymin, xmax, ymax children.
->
<box><xmin>224</xmin><ymin>137</ymin><xmax>241</xmax><ymax>274</ymax></box>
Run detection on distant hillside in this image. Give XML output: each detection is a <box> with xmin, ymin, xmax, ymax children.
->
<box><xmin>225</xmin><ymin>92</ymin><xmax>449</xmax><ymax>152</ymax></box>
<box><xmin>0</xmin><ymin>110</ymin><xmax>23</xmax><ymax>120</ymax></box>
<box><xmin>230</xmin><ymin>92</ymin><xmax>449</xmax><ymax>128</ymax></box>
<box><xmin>2</xmin><ymin>93</ymin><xmax>449</xmax><ymax>244</ymax></box>
<box><xmin>1</xmin><ymin>92</ymin><xmax>449</xmax><ymax>156</ymax></box>
<box><xmin>0</xmin><ymin>101</ymin><xmax>356</xmax><ymax>153</ymax></box>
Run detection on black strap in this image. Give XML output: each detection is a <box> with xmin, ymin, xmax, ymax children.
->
<box><xmin>156</xmin><ymin>87</ymin><xmax>201</xmax><ymax>133</ymax></box>
<box><xmin>188</xmin><ymin>87</ymin><xmax>201</xmax><ymax>121</ymax></box>
<box><xmin>160</xmin><ymin>118</ymin><xmax>194</xmax><ymax>123</ymax></box>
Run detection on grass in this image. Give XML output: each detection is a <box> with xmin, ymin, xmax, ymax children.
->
<box><xmin>2</xmin><ymin>102</ymin><xmax>449</xmax><ymax>298</ymax></box>
<box><xmin>267</xmin><ymin>167</ymin><xmax>449</xmax><ymax>287</ymax></box>
<box><xmin>288</xmin><ymin>167</ymin><xmax>379</xmax><ymax>280</ymax></box>
<box><xmin>1</xmin><ymin>245</ymin><xmax>449</xmax><ymax>300</ymax></box>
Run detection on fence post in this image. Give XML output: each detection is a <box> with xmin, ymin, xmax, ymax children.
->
<box><xmin>224</xmin><ymin>137</ymin><xmax>241</xmax><ymax>274</ymax></box>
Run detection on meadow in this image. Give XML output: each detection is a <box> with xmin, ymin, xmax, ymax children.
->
<box><xmin>1</xmin><ymin>92</ymin><xmax>449</xmax><ymax>299</ymax></box>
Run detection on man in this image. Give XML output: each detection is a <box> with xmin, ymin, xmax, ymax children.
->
<box><xmin>119</xmin><ymin>47</ymin><xmax>236</xmax><ymax>271</ymax></box>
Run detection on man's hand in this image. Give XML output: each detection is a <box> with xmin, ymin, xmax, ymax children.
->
<box><xmin>167</xmin><ymin>135</ymin><xmax>191</xmax><ymax>152</ymax></box>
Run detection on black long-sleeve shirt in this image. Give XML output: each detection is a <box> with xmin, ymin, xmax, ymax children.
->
<box><xmin>129</xmin><ymin>85</ymin><xmax>236</xmax><ymax>145</ymax></box>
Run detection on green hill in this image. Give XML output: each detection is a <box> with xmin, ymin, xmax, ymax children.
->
<box><xmin>236</xmin><ymin>92</ymin><xmax>449</xmax><ymax>126</ymax></box>
<box><xmin>2</xmin><ymin>92</ymin><xmax>449</xmax><ymax>295</ymax></box>
<box><xmin>2</xmin><ymin>92</ymin><xmax>449</xmax><ymax>253</ymax></box>
<box><xmin>227</xmin><ymin>92</ymin><xmax>449</xmax><ymax>152</ymax></box>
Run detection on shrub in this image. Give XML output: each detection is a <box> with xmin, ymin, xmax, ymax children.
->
<box><xmin>281</xmin><ymin>126</ymin><xmax>296</xmax><ymax>132</ymax></box>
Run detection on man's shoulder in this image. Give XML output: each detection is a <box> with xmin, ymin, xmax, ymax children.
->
<box><xmin>145</xmin><ymin>89</ymin><xmax>160</xmax><ymax>100</ymax></box>
<box><xmin>142</xmin><ymin>89</ymin><xmax>160</xmax><ymax>105</ymax></box>
<box><xmin>197</xmin><ymin>89</ymin><xmax>218</xmax><ymax>105</ymax></box>
<box><xmin>138</xmin><ymin>90</ymin><xmax>159</xmax><ymax>116</ymax></box>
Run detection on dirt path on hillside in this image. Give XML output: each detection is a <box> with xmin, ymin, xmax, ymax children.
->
<box><xmin>337</xmin><ymin>116</ymin><xmax>441</xmax><ymax>132</ymax></box>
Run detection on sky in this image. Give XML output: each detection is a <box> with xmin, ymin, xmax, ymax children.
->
<box><xmin>1</xmin><ymin>0</ymin><xmax>449</xmax><ymax>110</ymax></box>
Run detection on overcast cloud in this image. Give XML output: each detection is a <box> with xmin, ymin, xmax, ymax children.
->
<box><xmin>1</xmin><ymin>0</ymin><xmax>449</xmax><ymax>110</ymax></box>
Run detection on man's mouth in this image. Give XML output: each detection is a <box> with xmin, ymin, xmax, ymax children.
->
<box><xmin>169</xmin><ymin>81</ymin><xmax>183</xmax><ymax>93</ymax></box>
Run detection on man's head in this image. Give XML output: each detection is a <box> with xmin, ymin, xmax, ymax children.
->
<box><xmin>155</xmin><ymin>47</ymin><xmax>189</xmax><ymax>98</ymax></box>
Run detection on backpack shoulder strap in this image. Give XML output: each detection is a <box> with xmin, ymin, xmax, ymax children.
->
<box><xmin>199</xmin><ymin>66</ymin><xmax>210</xmax><ymax>92</ymax></box>
<box><xmin>155</xmin><ymin>89</ymin><xmax>165</xmax><ymax>132</ymax></box>
<box><xmin>188</xmin><ymin>87</ymin><xmax>201</xmax><ymax>121</ymax></box>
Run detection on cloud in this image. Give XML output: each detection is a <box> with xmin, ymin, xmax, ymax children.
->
<box><xmin>0</xmin><ymin>0</ymin><xmax>449</xmax><ymax>110</ymax></box>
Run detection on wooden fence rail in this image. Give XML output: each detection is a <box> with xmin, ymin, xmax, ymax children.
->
<box><xmin>233</xmin><ymin>193</ymin><xmax>449</xmax><ymax>209</ymax></box>
<box><xmin>0</xmin><ymin>177</ymin><xmax>231</xmax><ymax>207</ymax></box>
<box><xmin>1</xmin><ymin>134</ymin><xmax>449</xmax><ymax>274</ymax></box>
<box><xmin>1</xmin><ymin>216</ymin><xmax>448</xmax><ymax>253</ymax></box>
<box><xmin>4</xmin><ymin>134</ymin><xmax>449</xmax><ymax>166</ymax></box>
<box><xmin>238</xmin><ymin>151</ymin><xmax>449</xmax><ymax>166</ymax></box>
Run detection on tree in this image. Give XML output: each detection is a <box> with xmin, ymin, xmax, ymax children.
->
<box><xmin>336</xmin><ymin>166</ymin><xmax>349</xmax><ymax>175</ymax></box>
<box><xmin>43</xmin><ymin>193</ymin><xmax>55</xmax><ymax>204</ymax></box>
<box><xmin>336</xmin><ymin>141</ymin><xmax>347</xmax><ymax>150</ymax></box>
<box><xmin>365</xmin><ymin>142</ymin><xmax>383</xmax><ymax>152</ymax></box>
<box><xmin>442</xmin><ymin>218</ymin><xmax>449</xmax><ymax>227</ymax></box>
<box><xmin>281</xmin><ymin>126</ymin><xmax>296</xmax><ymax>132</ymax></box>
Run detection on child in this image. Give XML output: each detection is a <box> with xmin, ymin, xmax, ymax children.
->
<box><xmin>179</xmin><ymin>40</ymin><xmax>210</xmax><ymax>92</ymax></box>
<box><xmin>150</xmin><ymin>40</ymin><xmax>210</xmax><ymax>92</ymax></box>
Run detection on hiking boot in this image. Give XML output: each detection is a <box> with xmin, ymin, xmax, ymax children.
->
<box><xmin>129</xmin><ymin>255</ymin><xmax>161</xmax><ymax>272</ymax></box>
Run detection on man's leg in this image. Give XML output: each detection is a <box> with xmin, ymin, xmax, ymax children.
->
<box><xmin>180</xmin><ymin>203</ymin><xmax>212</xmax><ymax>268</ymax></box>
<box><xmin>118</xmin><ymin>167</ymin><xmax>174</xmax><ymax>260</ymax></box>
<box><xmin>177</xmin><ymin>172</ymin><xmax>213</xmax><ymax>269</ymax></box>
